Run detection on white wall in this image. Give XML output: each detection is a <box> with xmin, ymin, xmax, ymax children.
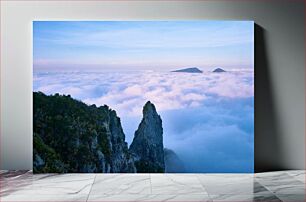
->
<box><xmin>1</xmin><ymin>0</ymin><xmax>304</xmax><ymax>171</ymax></box>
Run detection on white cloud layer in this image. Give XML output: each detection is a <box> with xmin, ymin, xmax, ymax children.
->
<box><xmin>34</xmin><ymin>70</ymin><xmax>254</xmax><ymax>117</ymax></box>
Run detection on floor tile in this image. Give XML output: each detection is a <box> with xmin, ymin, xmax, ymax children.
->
<box><xmin>286</xmin><ymin>170</ymin><xmax>306</xmax><ymax>184</ymax></box>
<box><xmin>198</xmin><ymin>174</ymin><xmax>257</xmax><ymax>195</ymax></box>
<box><xmin>255</xmin><ymin>171</ymin><xmax>295</xmax><ymax>180</ymax></box>
<box><xmin>210</xmin><ymin>194</ymin><xmax>282</xmax><ymax>202</ymax></box>
<box><xmin>275</xmin><ymin>194</ymin><xmax>306</xmax><ymax>202</ymax></box>
<box><xmin>252</xmin><ymin>194</ymin><xmax>283</xmax><ymax>202</ymax></box>
<box><xmin>253</xmin><ymin>181</ymin><xmax>274</xmax><ymax>194</ymax></box>
<box><xmin>0</xmin><ymin>194</ymin><xmax>88</xmax><ymax>201</ymax></box>
<box><xmin>0</xmin><ymin>170</ymin><xmax>32</xmax><ymax>181</ymax></box>
<box><xmin>90</xmin><ymin>174</ymin><xmax>151</xmax><ymax>195</ymax></box>
<box><xmin>1</xmin><ymin>173</ymin><xmax>55</xmax><ymax>196</ymax></box>
<box><xmin>88</xmin><ymin>194</ymin><xmax>211</xmax><ymax>202</ymax></box>
<box><xmin>150</xmin><ymin>174</ymin><xmax>207</xmax><ymax>195</ymax></box>
<box><xmin>1</xmin><ymin>170</ymin><xmax>306</xmax><ymax>202</ymax></box>
<box><xmin>144</xmin><ymin>194</ymin><xmax>211</xmax><ymax>202</ymax></box>
<box><xmin>256</xmin><ymin>173</ymin><xmax>305</xmax><ymax>195</ymax></box>
<box><xmin>1</xmin><ymin>173</ymin><xmax>96</xmax><ymax>196</ymax></box>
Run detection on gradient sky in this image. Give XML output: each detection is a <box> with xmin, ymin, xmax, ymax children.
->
<box><xmin>33</xmin><ymin>21</ymin><xmax>254</xmax><ymax>71</ymax></box>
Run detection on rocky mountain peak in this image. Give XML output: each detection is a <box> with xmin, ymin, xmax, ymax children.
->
<box><xmin>171</xmin><ymin>67</ymin><xmax>203</xmax><ymax>73</ymax></box>
<box><xmin>33</xmin><ymin>92</ymin><xmax>136</xmax><ymax>173</ymax></box>
<box><xmin>33</xmin><ymin>93</ymin><xmax>169</xmax><ymax>173</ymax></box>
<box><xmin>129</xmin><ymin>101</ymin><xmax>165</xmax><ymax>173</ymax></box>
<box><xmin>143</xmin><ymin>101</ymin><xmax>159</xmax><ymax>120</ymax></box>
<box><xmin>213</xmin><ymin>67</ymin><xmax>226</xmax><ymax>73</ymax></box>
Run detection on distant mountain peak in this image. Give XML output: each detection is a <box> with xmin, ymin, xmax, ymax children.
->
<box><xmin>172</xmin><ymin>67</ymin><xmax>203</xmax><ymax>73</ymax></box>
<box><xmin>213</xmin><ymin>68</ymin><xmax>226</xmax><ymax>73</ymax></box>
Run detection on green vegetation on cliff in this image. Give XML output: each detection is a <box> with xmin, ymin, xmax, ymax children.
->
<box><xmin>33</xmin><ymin>92</ymin><xmax>168</xmax><ymax>173</ymax></box>
<box><xmin>33</xmin><ymin>92</ymin><xmax>135</xmax><ymax>173</ymax></box>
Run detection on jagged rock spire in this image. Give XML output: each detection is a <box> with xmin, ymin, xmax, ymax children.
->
<box><xmin>129</xmin><ymin>101</ymin><xmax>165</xmax><ymax>173</ymax></box>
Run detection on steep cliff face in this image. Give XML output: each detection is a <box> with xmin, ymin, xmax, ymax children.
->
<box><xmin>129</xmin><ymin>101</ymin><xmax>165</xmax><ymax>173</ymax></box>
<box><xmin>33</xmin><ymin>92</ymin><xmax>135</xmax><ymax>173</ymax></box>
<box><xmin>107</xmin><ymin>110</ymin><xmax>136</xmax><ymax>173</ymax></box>
<box><xmin>33</xmin><ymin>92</ymin><xmax>167</xmax><ymax>173</ymax></box>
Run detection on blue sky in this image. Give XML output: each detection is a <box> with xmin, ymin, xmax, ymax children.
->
<box><xmin>33</xmin><ymin>21</ymin><xmax>254</xmax><ymax>71</ymax></box>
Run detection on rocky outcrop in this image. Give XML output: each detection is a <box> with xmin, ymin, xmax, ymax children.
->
<box><xmin>164</xmin><ymin>148</ymin><xmax>185</xmax><ymax>173</ymax></box>
<box><xmin>129</xmin><ymin>101</ymin><xmax>165</xmax><ymax>173</ymax></box>
<box><xmin>33</xmin><ymin>92</ymin><xmax>167</xmax><ymax>173</ymax></box>
<box><xmin>213</xmin><ymin>67</ymin><xmax>226</xmax><ymax>73</ymax></box>
<box><xmin>172</xmin><ymin>67</ymin><xmax>203</xmax><ymax>73</ymax></box>
<box><xmin>107</xmin><ymin>110</ymin><xmax>136</xmax><ymax>173</ymax></box>
<box><xmin>33</xmin><ymin>92</ymin><xmax>136</xmax><ymax>173</ymax></box>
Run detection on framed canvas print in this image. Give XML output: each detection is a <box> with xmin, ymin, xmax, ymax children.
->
<box><xmin>33</xmin><ymin>21</ymin><xmax>254</xmax><ymax>173</ymax></box>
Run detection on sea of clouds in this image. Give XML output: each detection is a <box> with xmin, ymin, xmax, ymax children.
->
<box><xmin>33</xmin><ymin>70</ymin><xmax>254</xmax><ymax>173</ymax></box>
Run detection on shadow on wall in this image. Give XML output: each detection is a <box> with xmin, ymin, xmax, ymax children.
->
<box><xmin>254</xmin><ymin>24</ymin><xmax>285</xmax><ymax>172</ymax></box>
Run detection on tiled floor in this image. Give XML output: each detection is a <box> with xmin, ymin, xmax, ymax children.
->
<box><xmin>0</xmin><ymin>170</ymin><xmax>305</xmax><ymax>201</ymax></box>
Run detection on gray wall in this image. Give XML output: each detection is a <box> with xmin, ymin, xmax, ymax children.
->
<box><xmin>1</xmin><ymin>0</ymin><xmax>304</xmax><ymax>171</ymax></box>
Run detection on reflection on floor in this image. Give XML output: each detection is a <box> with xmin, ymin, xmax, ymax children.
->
<box><xmin>0</xmin><ymin>170</ymin><xmax>305</xmax><ymax>201</ymax></box>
